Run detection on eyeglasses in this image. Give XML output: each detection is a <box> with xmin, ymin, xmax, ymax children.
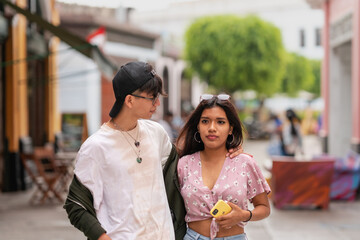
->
<box><xmin>130</xmin><ymin>93</ymin><xmax>160</xmax><ymax>105</ymax></box>
<box><xmin>200</xmin><ymin>94</ymin><xmax>231</xmax><ymax>102</ymax></box>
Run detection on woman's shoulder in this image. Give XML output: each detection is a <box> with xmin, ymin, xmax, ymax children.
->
<box><xmin>180</xmin><ymin>151</ymin><xmax>199</xmax><ymax>159</ymax></box>
<box><xmin>178</xmin><ymin>152</ymin><xmax>200</xmax><ymax>165</ymax></box>
<box><xmin>235</xmin><ymin>152</ymin><xmax>254</xmax><ymax>160</ymax></box>
<box><xmin>240</xmin><ymin>152</ymin><xmax>254</xmax><ymax>159</ymax></box>
<box><xmin>232</xmin><ymin>152</ymin><xmax>258</xmax><ymax>166</ymax></box>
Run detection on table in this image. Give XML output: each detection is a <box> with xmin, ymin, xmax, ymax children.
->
<box><xmin>271</xmin><ymin>156</ymin><xmax>335</xmax><ymax>209</ymax></box>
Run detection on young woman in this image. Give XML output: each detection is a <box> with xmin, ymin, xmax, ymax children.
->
<box><xmin>176</xmin><ymin>94</ymin><xmax>271</xmax><ymax>240</ymax></box>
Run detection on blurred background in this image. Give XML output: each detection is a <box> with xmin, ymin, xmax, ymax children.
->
<box><xmin>0</xmin><ymin>0</ymin><xmax>359</xmax><ymax>239</ymax></box>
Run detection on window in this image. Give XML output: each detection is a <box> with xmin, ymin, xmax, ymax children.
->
<box><xmin>315</xmin><ymin>28</ymin><xmax>322</xmax><ymax>46</ymax></box>
<box><xmin>300</xmin><ymin>29</ymin><xmax>306</xmax><ymax>47</ymax></box>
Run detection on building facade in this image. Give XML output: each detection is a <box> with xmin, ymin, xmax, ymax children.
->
<box><xmin>0</xmin><ymin>0</ymin><xmax>119</xmax><ymax>192</ymax></box>
<box><xmin>0</xmin><ymin>0</ymin><xmax>60</xmax><ymax>191</ymax></box>
<box><xmin>306</xmin><ymin>0</ymin><xmax>360</xmax><ymax>157</ymax></box>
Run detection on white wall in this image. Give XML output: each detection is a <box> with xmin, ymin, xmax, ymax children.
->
<box><xmin>103</xmin><ymin>41</ymin><xmax>159</xmax><ymax>62</ymax></box>
<box><xmin>259</xmin><ymin>6</ymin><xmax>323</xmax><ymax>59</ymax></box>
<box><xmin>57</xmin><ymin>42</ymin><xmax>101</xmax><ymax>135</ymax></box>
<box><xmin>328</xmin><ymin>42</ymin><xmax>352</xmax><ymax>157</ymax></box>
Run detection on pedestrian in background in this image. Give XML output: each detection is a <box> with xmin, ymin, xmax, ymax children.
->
<box><xmin>158</xmin><ymin>110</ymin><xmax>177</xmax><ymax>142</ymax></box>
<box><xmin>176</xmin><ymin>94</ymin><xmax>271</xmax><ymax>240</ymax></box>
<box><xmin>267</xmin><ymin>113</ymin><xmax>285</xmax><ymax>156</ymax></box>
<box><xmin>282</xmin><ymin>109</ymin><xmax>303</xmax><ymax>157</ymax></box>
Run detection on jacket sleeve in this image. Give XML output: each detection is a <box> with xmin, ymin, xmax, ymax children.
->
<box><xmin>63</xmin><ymin>175</ymin><xmax>106</xmax><ymax>240</ymax></box>
<box><xmin>163</xmin><ymin>144</ymin><xmax>187</xmax><ymax>240</ymax></box>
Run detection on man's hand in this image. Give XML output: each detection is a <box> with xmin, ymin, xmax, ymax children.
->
<box><xmin>226</xmin><ymin>145</ymin><xmax>244</xmax><ymax>158</ymax></box>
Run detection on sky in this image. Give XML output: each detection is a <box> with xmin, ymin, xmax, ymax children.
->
<box><xmin>56</xmin><ymin>0</ymin><xmax>196</xmax><ymax>11</ymax></box>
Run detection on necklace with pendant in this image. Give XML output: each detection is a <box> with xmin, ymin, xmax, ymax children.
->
<box><xmin>111</xmin><ymin>120</ymin><xmax>142</xmax><ymax>163</ymax></box>
<box><xmin>121</xmin><ymin>131</ymin><xmax>142</xmax><ymax>163</ymax></box>
<box><xmin>124</xmin><ymin>131</ymin><xmax>140</xmax><ymax>147</ymax></box>
<box><xmin>112</xmin><ymin>120</ymin><xmax>140</xmax><ymax>147</ymax></box>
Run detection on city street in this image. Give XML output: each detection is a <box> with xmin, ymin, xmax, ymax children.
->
<box><xmin>0</xmin><ymin>1</ymin><xmax>359</xmax><ymax>240</ymax></box>
<box><xmin>0</xmin><ymin>136</ymin><xmax>359</xmax><ymax>240</ymax></box>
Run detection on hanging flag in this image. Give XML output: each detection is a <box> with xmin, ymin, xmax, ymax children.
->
<box><xmin>86</xmin><ymin>26</ymin><xmax>106</xmax><ymax>50</ymax></box>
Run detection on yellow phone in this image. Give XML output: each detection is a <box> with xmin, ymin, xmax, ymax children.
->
<box><xmin>210</xmin><ymin>200</ymin><xmax>232</xmax><ymax>217</ymax></box>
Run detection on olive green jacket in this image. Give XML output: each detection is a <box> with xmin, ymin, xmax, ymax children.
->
<box><xmin>63</xmin><ymin>144</ymin><xmax>186</xmax><ymax>240</ymax></box>
<box><xmin>163</xmin><ymin>145</ymin><xmax>187</xmax><ymax>239</ymax></box>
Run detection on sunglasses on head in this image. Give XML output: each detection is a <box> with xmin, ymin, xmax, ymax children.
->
<box><xmin>200</xmin><ymin>94</ymin><xmax>231</xmax><ymax>102</ymax></box>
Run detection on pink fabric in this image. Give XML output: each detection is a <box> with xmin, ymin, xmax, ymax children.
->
<box><xmin>177</xmin><ymin>152</ymin><xmax>271</xmax><ymax>240</ymax></box>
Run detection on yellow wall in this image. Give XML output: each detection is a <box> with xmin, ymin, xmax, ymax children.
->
<box><xmin>5</xmin><ymin>0</ymin><xmax>60</xmax><ymax>149</ymax></box>
<box><xmin>46</xmin><ymin>0</ymin><xmax>61</xmax><ymax>142</ymax></box>
<box><xmin>46</xmin><ymin>37</ymin><xmax>60</xmax><ymax>142</ymax></box>
<box><xmin>5</xmin><ymin>0</ymin><xmax>28</xmax><ymax>152</ymax></box>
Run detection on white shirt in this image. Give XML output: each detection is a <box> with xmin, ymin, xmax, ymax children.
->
<box><xmin>74</xmin><ymin>120</ymin><xmax>175</xmax><ymax>240</ymax></box>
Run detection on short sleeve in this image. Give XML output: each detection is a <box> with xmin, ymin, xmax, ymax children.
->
<box><xmin>159</xmin><ymin>125</ymin><xmax>173</xmax><ymax>167</ymax></box>
<box><xmin>74</xmin><ymin>151</ymin><xmax>103</xmax><ymax>211</ymax></box>
<box><xmin>245</xmin><ymin>157</ymin><xmax>271</xmax><ymax>201</ymax></box>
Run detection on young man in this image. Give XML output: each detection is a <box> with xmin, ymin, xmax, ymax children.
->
<box><xmin>64</xmin><ymin>61</ymin><xmax>241</xmax><ymax>240</ymax></box>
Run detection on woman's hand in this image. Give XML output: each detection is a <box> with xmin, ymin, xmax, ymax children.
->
<box><xmin>214</xmin><ymin>202</ymin><xmax>250</xmax><ymax>229</ymax></box>
<box><xmin>216</xmin><ymin>193</ymin><xmax>271</xmax><ymax>229</ymax></box>
<box><xmin>226</xmin><ymin>145</ymin><xmax>244</xmax><ymax>158</ymax></box>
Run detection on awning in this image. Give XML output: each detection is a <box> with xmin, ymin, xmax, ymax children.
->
<box><xmin>0</xmin><ymin>0</ymin><xmax>117</xmax><ymax>79</ymax></box>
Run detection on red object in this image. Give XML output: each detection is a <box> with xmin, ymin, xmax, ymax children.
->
<box><xmin>86</xmin><ymin>26</ymin><xmax>106</xmax><ymax>48</ymax></box>
<box><xmin>271</xmin><ymin>156</ymin><xmax>335</xmax><ymax>209</ymax></box>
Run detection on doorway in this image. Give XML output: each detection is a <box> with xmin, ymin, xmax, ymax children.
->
<box><xmin>329</xmin><ymin>41</ymin><xmax>352</xmax><ymax>157</ymax></box>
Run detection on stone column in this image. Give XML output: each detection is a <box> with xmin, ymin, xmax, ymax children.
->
<box><xmin>320</xmin><ymin>1</ymin><xmax>330</xmax><ymax>153</ymax></box>
<box><xmin>351</xmin><ymin>0</ymin><xmax>360</xmax><ymax>153</ymax></box>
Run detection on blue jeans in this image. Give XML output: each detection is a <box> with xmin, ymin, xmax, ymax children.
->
<box><xmin>184</xmin><ymin>228</ymin><xmax>248</xmax><ymax>240</ymax></box>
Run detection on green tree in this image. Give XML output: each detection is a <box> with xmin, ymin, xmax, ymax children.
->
<box><xmin>281</xmin><ymin>52</ymin><xmax>315</xmax><ymax>96</ymax></box>
<box><xmin>308</xmin><ymin>59</ymin><xmax>321</xmax><ymax>97</ymax></box>
<box><xmin>184</xmin><ymin>15</ymin><xmax>285</xmax><ymax>96</ymax></box>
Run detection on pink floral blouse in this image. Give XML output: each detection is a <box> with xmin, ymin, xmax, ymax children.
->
<box><xmin>177</xmin><ymin>152</ymin><xmax>271</xmax><ymax>239</ymax></box>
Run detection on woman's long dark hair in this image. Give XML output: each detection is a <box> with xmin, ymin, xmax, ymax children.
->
<box><xmin>176</xmin><ymin>98</ymin><xmax>245</xmax><ymax>158</ymax></box>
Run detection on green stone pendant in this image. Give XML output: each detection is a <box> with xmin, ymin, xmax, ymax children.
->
<box><xmin>136</xmin><ymin>157</ymin><xmax>142</xmax><ymax>163</ymax></box>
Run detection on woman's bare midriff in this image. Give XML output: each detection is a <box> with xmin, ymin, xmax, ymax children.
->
<box><xmin>188</xmin><ymin>218</ymin><xmax>244</xmax><ymax>237</ymax></box>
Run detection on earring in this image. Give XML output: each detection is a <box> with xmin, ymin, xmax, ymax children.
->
<box><xmin>194</xmin><ymin>131</ymin><xmax>201</xmax><ymax>143</ymax></box>
<box><xmin>228</xmin><ymin>134</ymin><xmax>234</xmax><ymax>145</ymax></box>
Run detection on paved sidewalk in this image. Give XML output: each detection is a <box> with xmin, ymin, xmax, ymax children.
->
<box><xmin>0</xmin><ymin>189</ymin><xmax>83</xmax><ymax>240</ymax></box>
<box><xmin>1</xmin><ymin>188</ymin><xmax>359</xmax><ymax>240</ymax></box>
<box><xmin>1</xmin><ymin>137</ymin><xmax>359</xmax><ymax>240</ymax></box>
<box><xmin>244</xmin><ymin>136</ymin><xmax>360</xmax><ymax>240</ymax></box>
<box><xmin>246</xmin><ymin>200</ymin><xmax>360</xmax><ymax>240</ymax></box>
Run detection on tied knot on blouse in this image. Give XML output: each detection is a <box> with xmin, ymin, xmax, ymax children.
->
<box><xmin>177</xmin><ymin>152</ymin><xmax>271</xmax><ymax>240</ymax></box>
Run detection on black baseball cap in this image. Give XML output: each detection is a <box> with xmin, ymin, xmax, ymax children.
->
<box><xmin>109</xmin><ymin>61</ymin><xmax>156</xmax><ymax>118</ymax></box>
